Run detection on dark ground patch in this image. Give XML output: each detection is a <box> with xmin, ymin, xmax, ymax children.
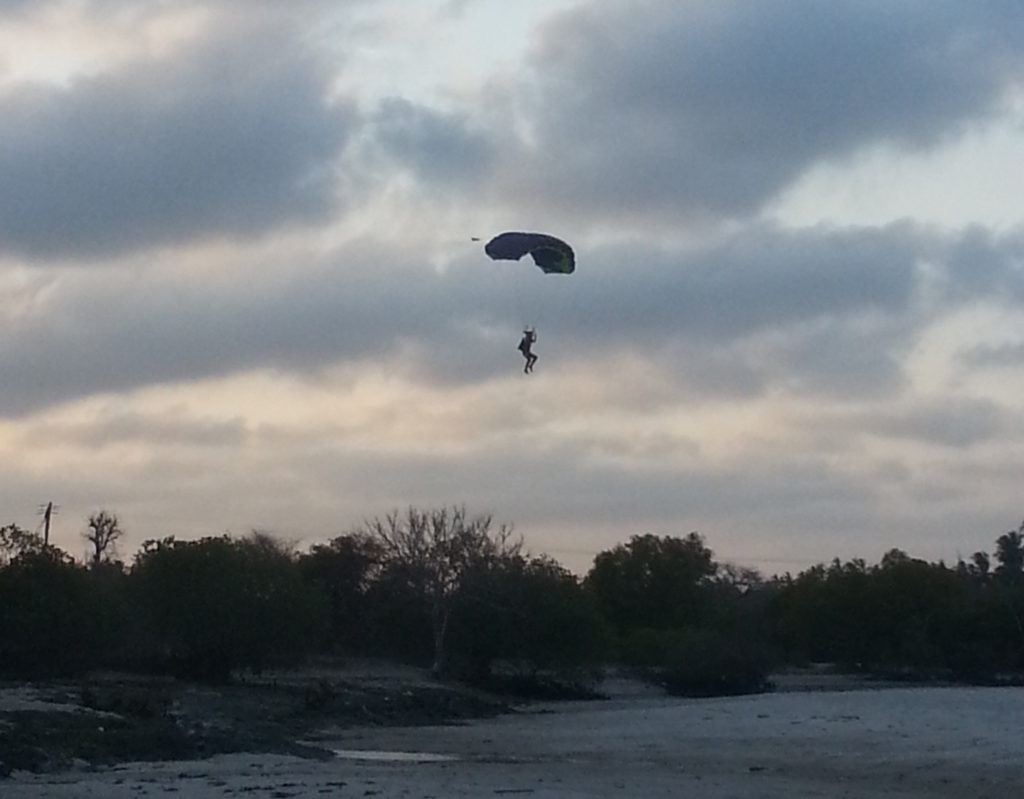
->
<box><xmin>0</xmin><ymin>667</ymin><xmax>508</xmax><ymax>776</ymax></box>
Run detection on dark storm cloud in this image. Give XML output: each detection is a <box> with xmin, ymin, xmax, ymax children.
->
<box><xmin>961</xmin><ymin>341</ymin><xmax>1024</xmax><ymax>368</ymax></box>
<box><xmin>26</xmin><ymin>409</ymin><xmax>248</xmax><ymax>450</ymax></box>
<box><xmin>1</xmin><ymin>223</ymin><xmax>544</xmax><ymax>415</ymax></box>
<box><xmin>469</xmin><ymin>221</ymin><xmax>1024</xmax><ymax>401</ymax></box>
<box><xmin>0</xmin><ymin>254</ymin><xmax>444</xmax><ymax>415</ymax></box>
<box><xmin>0</xmin><ymin>222</ymin><xmax>938</xmax><ymax>416</ymax></box>
<box><xmin>369</xmin><ymin>98</ymin><xmax>496</xmax><ymax>185</ymax></box>
<box><xmin>559</xmin><ymin>223</ymin><xmax>921</xmax><ymax>344</ymax></box>
<box><xmin>2</xmin><ymin>201</ymin><xmax>1019</xmax><ymax>417</ymax></box>
<box><xmin>944</xmin><ymin>226</ymin><xmax>1024</xmax><ymax>302</ymax></box>
<box><xmin>0</xmin><ymin>19</ymin><xmax>353</xmax><ymax>259</ymax></box>
<box><xmin>282</xmin><ymin>437</ymin><xmax>884</xmax><ymax>563</ymax></box>
<box><xmin>380</xmin><ymin>221</ymin><xmax>929</xmax><ymax>397</ymax></box>
<box><xmin>816</xmin><ymin>397</ymin><xmax>1015</xmax><ymax>450</ymax></box>
<box><xmin>0</xmin><ymin>0</ymin><xmax>41</xmax><ymax>13</ymax></box>
<box><xmin>870</xmin><ymin>400</ymin><xmax>1014</xmax><ymax>448</ymax></box>
<box><xmin>500</xmin><ymin>0</ymin><xmax>1024</xmax><ymax>220</ymax></box>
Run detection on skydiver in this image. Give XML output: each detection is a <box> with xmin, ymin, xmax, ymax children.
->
<box><xmin>518</xmin><ymin>327</ymin><xmax>537</xmax><ymax>373</ymax></box>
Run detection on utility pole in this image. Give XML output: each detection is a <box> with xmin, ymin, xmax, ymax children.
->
<box><xmin>39</xmin><ymin>501</ymin><xmax>56</xmax><ymax>546</ymax></box>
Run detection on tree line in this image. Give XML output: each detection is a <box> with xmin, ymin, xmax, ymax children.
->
<box><xmin>1</xmin><ymin>507</ymin><xmax>1022</xmax><ymax>694</ymax></box>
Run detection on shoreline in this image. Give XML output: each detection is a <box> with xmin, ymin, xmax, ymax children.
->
<box><xmin>3</xmin><ymin>682</ymin><xmax>1023</xmax><ymax>798</ymax></box>
<box><xmin>3</xmin><ymin>662</ymin><xmax>1021</xmax><ymax>780</ymax></box>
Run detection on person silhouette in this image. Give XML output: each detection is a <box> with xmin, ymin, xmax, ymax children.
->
<box><xmin>517</xmin><ymin>327</ymin><xmax>537</xmax><ymax>373</ymax></box>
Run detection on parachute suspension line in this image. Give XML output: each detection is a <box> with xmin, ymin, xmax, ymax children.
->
<box><xmin>510</xmin><ymin>264</ymin><xmax>533</xmax><ymax>331</ymax></box>
<box><xmin>481</xmin><ymin>230</ymin><xmax>575</xmax><ymax>358</ymax></box>
<box><xmin>486</xmin><ymin>259</ymin><xmax>528</xmax><ymax>333</ymax></box>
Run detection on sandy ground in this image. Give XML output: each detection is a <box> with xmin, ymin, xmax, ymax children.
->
<box><xmin>5</xmin><ymin>684</ymin><xmax>1023</xmax><ymax>798</ymax></box>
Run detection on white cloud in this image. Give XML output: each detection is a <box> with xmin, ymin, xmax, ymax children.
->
<box><xmin>770</xmin><ymin>105</ymin><xmax>1024</xmax><ymax>230</ymax></box>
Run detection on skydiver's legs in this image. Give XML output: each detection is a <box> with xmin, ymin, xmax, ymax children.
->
<box><xmin>526</xmin><ymin>353</ymin><xmax>537</xmax><ymax>373</ymax></box>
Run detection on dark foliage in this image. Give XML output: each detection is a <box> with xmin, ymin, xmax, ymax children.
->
<box><xmin>129</xmin><ymin>533</ymin><xmax>327</xmax><ymax>681</ymax></box>
<box><xmin>354</xmin><ymin>506</ymin><xmax>522</xmax><ymax>674</ymax></box>
<box><xmin>0</xmin><ymin>548</ymin><xmax>115</xmax><ymax>676</ymax></box>
<box><xmin>1</xmin><ymin>510</ymin><xmax>1023</xmax><ymax>696</ymax></box>
<box><xmin>767</xmin><ymin>534</ymin><xmax>1024</xmax><ymax>678</ymax></box>
<box><xmin>585</xmin><ymin>533</ymin><xmax>716</xmax><ymax>634</ymax></box>
<box><xmin>298</xmin><ymin>534</ymin><xmax>383</xmax><ymax>654</ymax></box>
<box><xmin>658</xmin><ymin>629</ymin><xmax>772</xmax><ymax>697</ymax></box>
<box><xmin>447</xmin><ymin>554</ymin><xmax>611</xmax><ymax>685</ymax></box>
<box><xmin>360</xmin><ymin>561</ymin><xmax>435</xmax><ymax>664</ymax></box>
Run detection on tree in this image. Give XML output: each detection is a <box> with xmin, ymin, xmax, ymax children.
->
<box><xmin>960</xmin><ymin>551</ymin><xmax>990</xmax><ymax>581</ymax></box>
<box><xmin>298</xmin><ymin>533</ymin><xmax>383</xmax><ymax>653</ymax></box>
<box><xmin>498</xmin><ymin>556</ymin><xmax>609</xmax><ymax>672</ymax></box>
<box><xmin>992</xmin><ymin>524</ymin><xmax>1024</xmax><ymax>662</ymax></box>
<box><xmin>130</xmin><ymin>533</ymin><xmax>327</xmax><ymax>681</ymax></box>
<box><xmin>448</xmin><ymin>554</ymin><xmax>611</xmax><ymax>683</ymax></box>
<box><xmin>358</xmin><ymin>506</ymin><xmax>521</xmax><ymax>675</ymax></box>
<box><xmin>0</xmin><ymin>524</ymin><xmax>44</xmax><ymax>566</ymax></box>
<box><xmin>0</xmin><ymin>546</ymin><xmax>108</xmax><ymax>675</ymax></box>
<box><xmin>871</xmin><ymin>550</ymin><xmax>962</xmax><ymax>669</ymax></box>
<box><xmin>83</xmin><ymin>510</ymin><xmax>124</xmax><ymax>568</ymax></box>
<box><xmin>994</xmin><ymin>524</ymin><xmax>1024</xmax><ymax>586</ymax></box>
<box><xmin>768</xmin><ymin>559</ymin><xmax>875</xmax><ymax>667</ymax></box>
<box><xmin>707</xmin><ymin>562</ymin><xmax>771</xmax><ymax>651</ymax></box>
<box><xmin>585</xmin><ymin>533</ymin><xmax>716</xmax><ymax>635</ymax></box>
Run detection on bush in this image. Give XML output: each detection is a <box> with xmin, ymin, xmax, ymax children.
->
<box><xmin>658</xmin><ymin>629</ymin><xmax>772</xmax><ymax>697</ymax></box>
<box><xmin>0</xmin><ymin>549</ymin><xmax>115</xmax><ymax>676</ymax></box>
<box><xmin>130</xmin><ymin>534</ymin><xmax>327</xmax><ymax>681</ymax></box>
<box><xmin>446</xmin><ymin>555</ymin><xmax>612</xmax><ymax>682</ymax></box>
<box><xmin>617</xmin><ymin>627</ymin><xmax>681</xmax><ymax>670</ymax></box>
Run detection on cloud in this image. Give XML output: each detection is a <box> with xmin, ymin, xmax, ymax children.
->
<box><xmin>0</xmin><ymin>0</ymin><xmax>40</xmax><ymax>13</ymax></box>
<box><xmin>961</xmin><ymin>341</ymin><xmax>1024</xmax><ymax>368</ymax></box>
<box><xmin>874</xmin><ymin>399</ymin><xmax>1015</xmax><ymax>448</ymax></box>
<box><xmin>0</xmin><ymin>221</ymin><xmax>959</xmax><ymax>416</ymax></box>
<box><xmin>944</xmin><ymin>225</ymin><xmax>1024</xmax><ymax>302</ymax></box>
<box><xmin>0</xmin><ymin>14</ymin><xmax>353</xmax><ymax>259</ymax></box>
<box><xmin>368</xmin><ymin>98</ymin><xmax>497</xmax><ymax>186</ymax></box>
<box><xmin>4</xmin><ymin>0</ymin><xmax>1024</xmax><ymax>574</ymax></box>
<box><xmin>23</xmin><ymin>406</ymin><xmax>249</xmax><ymax>451</ymax></box>
<box><xmin>0</xmin><ymin>233</ymin><xmax>522</xmax><ymax>416</ymax></box>
<box><xmin>485</xmin><ymin>0</ymin><xmax>1024</xmax><ymax>222</ymax></box>
<box><xmin>818</xmin><ymin>397</ymin><xmax>1017</xmax><ymax>450</ymax></box>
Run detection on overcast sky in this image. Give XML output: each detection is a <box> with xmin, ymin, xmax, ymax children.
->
<box><xmin>3</xmin><ymin>0</ymin><xmax>1023</xmax><ymax>574</ymax></box>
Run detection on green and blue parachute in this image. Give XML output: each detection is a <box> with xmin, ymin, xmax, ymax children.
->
<box><xmin>484</xmin><ymin>232</ymin><xmax>575</xmax><ymax>274</ymax></box>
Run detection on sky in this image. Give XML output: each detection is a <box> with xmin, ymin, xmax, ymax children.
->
<box><xmin>2</xmin><ymin>0</ymin><xmax>1024</xmax><ymax>575</ymax></box>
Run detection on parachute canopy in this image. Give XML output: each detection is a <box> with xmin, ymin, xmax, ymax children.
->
<box><xmin>484</xmin><ymin>232</ymin><xmax>575</xmax><ymax>274</ymax></box>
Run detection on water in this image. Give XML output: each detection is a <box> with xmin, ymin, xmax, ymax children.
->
<box><xmin>331</xmin><ymin>748</ymin><xmax>458</xmax><ymax>763</ymax></box>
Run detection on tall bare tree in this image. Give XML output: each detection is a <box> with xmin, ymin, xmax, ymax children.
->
<box><xmin>83</xmin><ymin>510</ymin><xmax>123</xmax><ymax>568</ymax></box>
<box><xmin>361</xmin><ymin>505</ymin><xmax>520</xmax><ymax>675</ymax></box>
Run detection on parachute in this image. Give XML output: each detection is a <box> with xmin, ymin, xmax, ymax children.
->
<box><xmin>484</xmin><ymin>232</ymin><xmax>575</xmax><ymax>275</ymax></box>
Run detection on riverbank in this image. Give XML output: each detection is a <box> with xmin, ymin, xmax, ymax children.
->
<box><xmin>5</xmin><ymin>682</ymin><xmax>1023</xmax><ymax>798</ymax></box>
<box><xmin>0</xmin><ymin>660</ymin><xmax>508</xmax><ymax>776</ymax></box>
